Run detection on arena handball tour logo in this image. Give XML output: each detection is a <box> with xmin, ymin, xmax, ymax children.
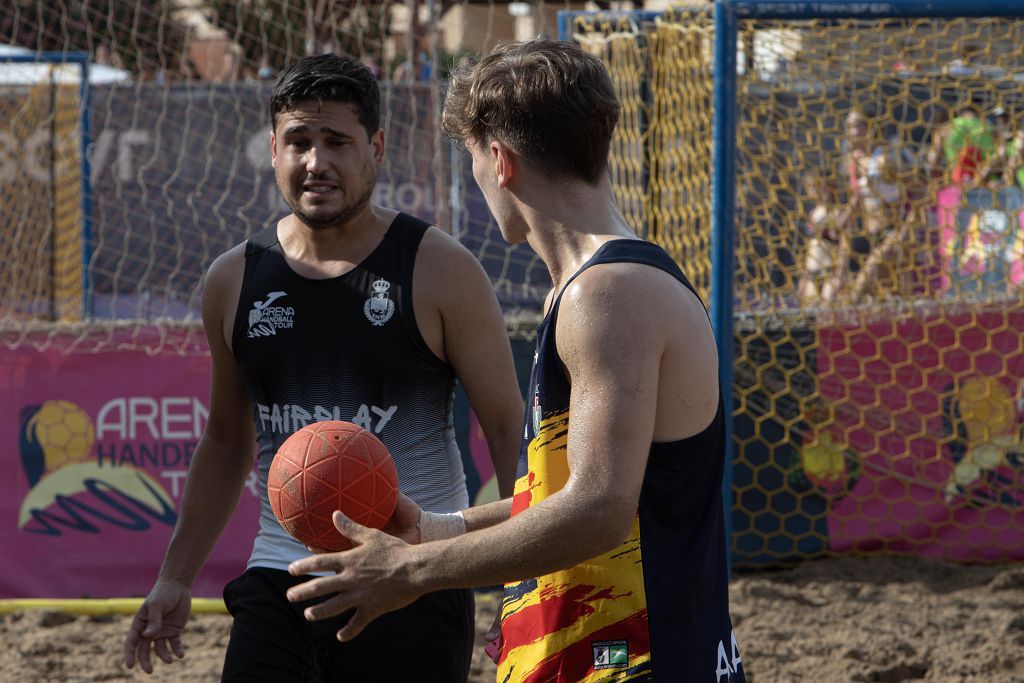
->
<box><xmin>247</xmin><ymin>290</ymin><xmax>294</xmax><ymax>337</ymax></box>
<box><xmin>18</xmin><ymin>400</ymin><xmax>176</xmax><ymax>536</ymax></box>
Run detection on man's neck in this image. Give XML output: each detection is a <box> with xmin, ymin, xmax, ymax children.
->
<box><xmin>276</xmin><ymin>205</ymin><xmax>396</xmax><ymax>278</ymax></box>
<box><xmin>521</xmin><ymin>182</ymin><xmax>635</xmax><ymax>291</ymax></box>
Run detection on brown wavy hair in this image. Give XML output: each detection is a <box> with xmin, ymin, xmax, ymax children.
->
<box><xmin>441</xmin><ymin>39</ymin><xmax>620</xmax><ymax>185</ymax></box>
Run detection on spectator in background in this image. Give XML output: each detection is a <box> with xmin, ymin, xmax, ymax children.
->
<box><xmin>393</xmin><ymin>37</ymin><xmax>432</xmax><ymax>83</ymax></box>
<box><xmin>946</xmin><ymin>42</ymin><xmax>980</xmax><ymax>77</ymax></box>
<box><xmin>986</xmin><ymin>108</ymin><xmax>1024</xmax><ymax>190</ymax></box>
<box><xmin>257</xmin><ymin>56</ymin><xmax>275</xmax><ymax>80</ymax></box>
<box><xmin>943</xmin><ymin>105</ymin><xmax>995</xmax><ymax>185</ymax></box>
<box><xmin>1005</xmin><ymin>126</ymin><xmax>1024</xmax><ymax>191</ymax></box>
<box><xmin>935</xmin><ymin>102</ymin><xmax>1024</xmax><ymax>300</ymax></box>
<box><xmin>796</xmin><ymin>172</ymin><xmax>854</xmax><ymax>307</ymax></box>
<box><xmin>94</xmin><ymin>41</ymin><xmax>124</xmax><ymax>70</ymax></box>
<box><xmin>217</xmin><ymin>46</ymin><xmax>242</xmax><ymax>83</ymax></box>
<box><xmin>843</xmin><ymin>109</ymin><xmax>917</xmax><ymax>301</ymax></box>
<box><xmin>925</xmin><ymin>106</ymin><xmax>951</xmax><ymax>183</ymax></box>
<box><xmin>992</xmin><ymin>107</ymin><xmax>1012</xmax><ymax>143</ymax></box>
<box><xmin>359</xmin><ymin>54</ymin><xmax>381</xmax><ymax>79</ymax></box>
<box><xmin>178</xmin><ymin>57</ymin><xmax>201</xmax><ymax>82</ymax></box>
<box><xmin>392</xmin><ymin>53</ymin><xmax>424</xmax><ymax>83</ymax></box>
<box><xmin>137</xmin><ymin>49</ymin><xmax>164</xmax><ymax>84</ymax></box>
<box><xmin>954</xmin><ymin>146</ymin><xmax>1024</xmax><ymax>298</ymax></box>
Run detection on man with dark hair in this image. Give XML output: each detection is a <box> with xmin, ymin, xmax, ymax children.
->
<box><xmin>286</xmin><ymin>39</ymin><xmax>747</xmax><ymax>683</ymax></box>
<box><xmin>121</xmin><ymin>52</ymin><xmax>524</xmax><ymax>681</ymax></box>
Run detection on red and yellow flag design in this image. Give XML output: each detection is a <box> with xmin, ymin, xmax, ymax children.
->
<box><xmin>497</xmin><ymin>411</ymin><xmax>652</xmax><ymax>683</ymax></box>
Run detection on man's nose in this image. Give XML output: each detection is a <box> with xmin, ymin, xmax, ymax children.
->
<box><xmin>305</xmin><ymin>146</ymin><xmax>329</xmax><ymax>174</ymax></box>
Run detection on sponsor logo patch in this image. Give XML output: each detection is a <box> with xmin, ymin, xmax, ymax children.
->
<box><xmin>593</xmin><ymin>640</ymin><xmax>628</xmax><ymax>670</ymax></box>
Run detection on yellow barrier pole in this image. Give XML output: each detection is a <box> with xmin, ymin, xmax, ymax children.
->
<box><xmin>0</xmin><ymin>598</ymin><xmax>227</xmax><ymax>616</ymax></box>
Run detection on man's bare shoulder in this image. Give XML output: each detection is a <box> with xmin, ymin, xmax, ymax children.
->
<box><xmin>556</xmin><ymin>258</ymin><xmax>719</xmax><ymax>439</ymax></box>
<box><xmin>559</xmin><ymin>260</ymin><xmax>707</xmax><ymax>327</ymax></box>
<box><xmin>555</xmin><ymin>259</ymin><xmax>714</xmax><ymax>366</ymax></box>
<box><xmin>417</xmin><ymin>225</ymin><xmax>479</xmax><ymax>263</ymax></box>
<box><xmin>204</xmin><ymin>242</ymin><xmax>247</xmax><ymax>296</ymax></box>
<box><xmin>201</xmin><ymin>242</ymin><xmax>248</xmax><ymax>339</ymax></box>
<box><xmin>415</xmin><ymin>226</ymin><xmax>493</xmax><ymax>293</ymax></box>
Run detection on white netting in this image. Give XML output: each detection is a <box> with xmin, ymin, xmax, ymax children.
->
<box><xmin>0</xmin><ymin>1</ymin><xmax>594</xmax><ymax>353</ymax></box>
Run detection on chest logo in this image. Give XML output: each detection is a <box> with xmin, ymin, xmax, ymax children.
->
<box><xmin>247</xmin><ymin>291</ymin><xmax>293</xmax><ymax>338</ymax></box>
<box><xmin>364</xmin><ymin>278</ymin><xmax>395</xmax><ymax>327</ymax></box>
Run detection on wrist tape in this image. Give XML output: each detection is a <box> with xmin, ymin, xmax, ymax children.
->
<box><xmin>418</xmin><ymin>510</ymin><xmax>466</xmax><ymax>542</ymax></box>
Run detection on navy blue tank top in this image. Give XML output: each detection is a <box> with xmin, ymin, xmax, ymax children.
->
<box><xmin>231</xmin><ymin>213</ymin><xmax>467</xmax><ymax>571</ymax></box>
<box><xmin>498</xmin><ymin>239</ymin><xmax>745</xmax><ymax>682</ymax></box>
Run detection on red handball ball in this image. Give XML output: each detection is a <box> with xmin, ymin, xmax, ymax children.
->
<box><xmin>268</xmin><ymin>420</ymin><xmax>398</xmax><ymax>551</ymax></box>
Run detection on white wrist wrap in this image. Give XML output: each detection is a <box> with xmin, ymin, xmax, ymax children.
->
<box><xmin>418</xmin><ymin>510</ymin><xmax>466</xmax><ymax>542</ymax></box>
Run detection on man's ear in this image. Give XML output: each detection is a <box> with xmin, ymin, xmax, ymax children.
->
<box><xmin>491</xmin><ymin>140</ymin><xmax>516</xmax><ymax>189</ymax></box>
<box><xmin>370</xmin><ymin>128</ymin><xmax>385</xmax><ymax>165</ymax></box>
<box><xmin>270</xmin><ymin>131</ymin><xmax>277</xmax><ymax>169</ymax></box>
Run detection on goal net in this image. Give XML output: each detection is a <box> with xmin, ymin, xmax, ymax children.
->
<box><xmin>0</xmin><ymin>53</ymin><xmax>85</xmax><ymax>325</ymax></box>
<box><xmin>0</xmin><ymin>1</ymin><xmax>565</xmax><ymax>353</ymax></box>
<box><xmin>567</xmin><ymin>3</ymin><xmax>1024</xmax><ymax>565</ymax></box>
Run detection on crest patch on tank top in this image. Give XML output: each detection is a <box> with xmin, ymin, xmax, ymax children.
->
<box><xmin>364</xmin><ymin>278</ymin><xmax>395</xmax><ymax>326</ymax></box>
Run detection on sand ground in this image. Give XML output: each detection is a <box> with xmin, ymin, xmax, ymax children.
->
<box><xmin>2</xmin><ymin>555</ymin><xmax>1022</xmax><ymax>682</ymax></box>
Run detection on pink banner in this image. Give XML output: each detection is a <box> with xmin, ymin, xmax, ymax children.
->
<box><xmin>818</xmin><ymin>306</ymin><xmax>1024</xmax><ymax>562</ymax></box>
<box><xmin>1</xmin><ymin>331</ymin><xmax>257</xmax><ymax>599</ymax></box>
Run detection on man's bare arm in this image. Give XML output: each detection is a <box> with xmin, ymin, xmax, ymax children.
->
<box><xmin>156</xmin><ymin>247</ymin><xmax>258</xmax><ymax>585</ymax></box>
<box><xmin>421</xmin><ymin>229</ymin><xmax>524</xmax><ymax>499</ymax></box>
<box><xmin>123</xmin><ymin>247</ymin><xmax>257</xmax><ymax>673</ymax></box>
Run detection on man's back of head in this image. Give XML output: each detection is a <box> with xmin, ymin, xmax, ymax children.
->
<box><xmin>442</xmin><ymin>38</ymin><xmax>620</xmax><ymax>185</ymax></box>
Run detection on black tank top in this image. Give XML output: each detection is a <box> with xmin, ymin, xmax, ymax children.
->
<box><xmin>498</xmin><ymin>239</ymin><xmax>745</xmax><ymax>682</ymax></box>
<box><xmin>231</xmin><ymin>213</ymin><xmax>467</xmax><ymax>571</ymax></box>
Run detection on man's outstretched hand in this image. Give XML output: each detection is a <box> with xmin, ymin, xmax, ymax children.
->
<box><xmin>287</xmin><ymin>510</ymin><xmax>426</xmax><ymax>642</ymax></box>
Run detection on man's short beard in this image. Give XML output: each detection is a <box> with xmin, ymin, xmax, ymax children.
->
<box><xmin>287</xmin><ymin>178</ymin><xmax>374</xmax><ymax>230</ymax></box>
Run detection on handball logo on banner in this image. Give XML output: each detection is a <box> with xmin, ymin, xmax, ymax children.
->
<box><xmin>247</xmin><ymin>290</ymin><xmax>294</xmax><ymax>338</ymax></box>
<box><xmin>942</xmin><ymin>376</ymin><xmax>1024</xmax><ymax>507</ymax></box>
<box><xmin>364</xmin><ymin>278</ymin><xmax>395</xmax><ymax>327</ymax></box>
<box><xmin>789</xmin><ymin>399</ymin><xmax>861</xmax><ymax>501</ymax></box>
<box><xmin>17</xmin><ymin>400</ymin><xmax>176</xmax><ymax>536</ymax></box>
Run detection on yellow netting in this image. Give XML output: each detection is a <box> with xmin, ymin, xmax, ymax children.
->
<box><xmin>0</xmin><ymin>71</ymin><xmax>82</xmax><ymax>324</ymax></box>
<box><xmin>573</xmin><ymin>7</ymin><xmax>715</xmax><ymax>301</ymax></box>
<box><xmin>577</xmin><ymin>19</ymin><xmax>647</xmax><ymax>242</ymax></box>
<box><xmin>576</xmin><ymin>9</ymin><xmax>1024</xmax><ymax>566</ymax></box>
<box><xmin>52</xmin><ymin>79</ymin><xmax>84</xmax><ymax>322</ymax></box>
<box><xmin>648</xmin><ymin>11</ymin><xmax>714</xmax><ymax>299</ymax></box>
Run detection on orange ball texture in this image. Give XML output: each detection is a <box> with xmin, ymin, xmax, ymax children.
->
<box><xmin>268</xmin><ymin>420</ymin><xmax>398</xmax><ymax>551</ymax></box>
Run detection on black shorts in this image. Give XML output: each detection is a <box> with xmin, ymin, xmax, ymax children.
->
<box><xmin>221</xmin><ymin>567</ymin><xmax>475</xmax><ymax>683</ymax></box>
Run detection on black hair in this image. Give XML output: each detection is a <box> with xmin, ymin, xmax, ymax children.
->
<box><xmin>269</xmin><ymin>53</ymin><xmax>380</xmax><ymax>137</ymax></box>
